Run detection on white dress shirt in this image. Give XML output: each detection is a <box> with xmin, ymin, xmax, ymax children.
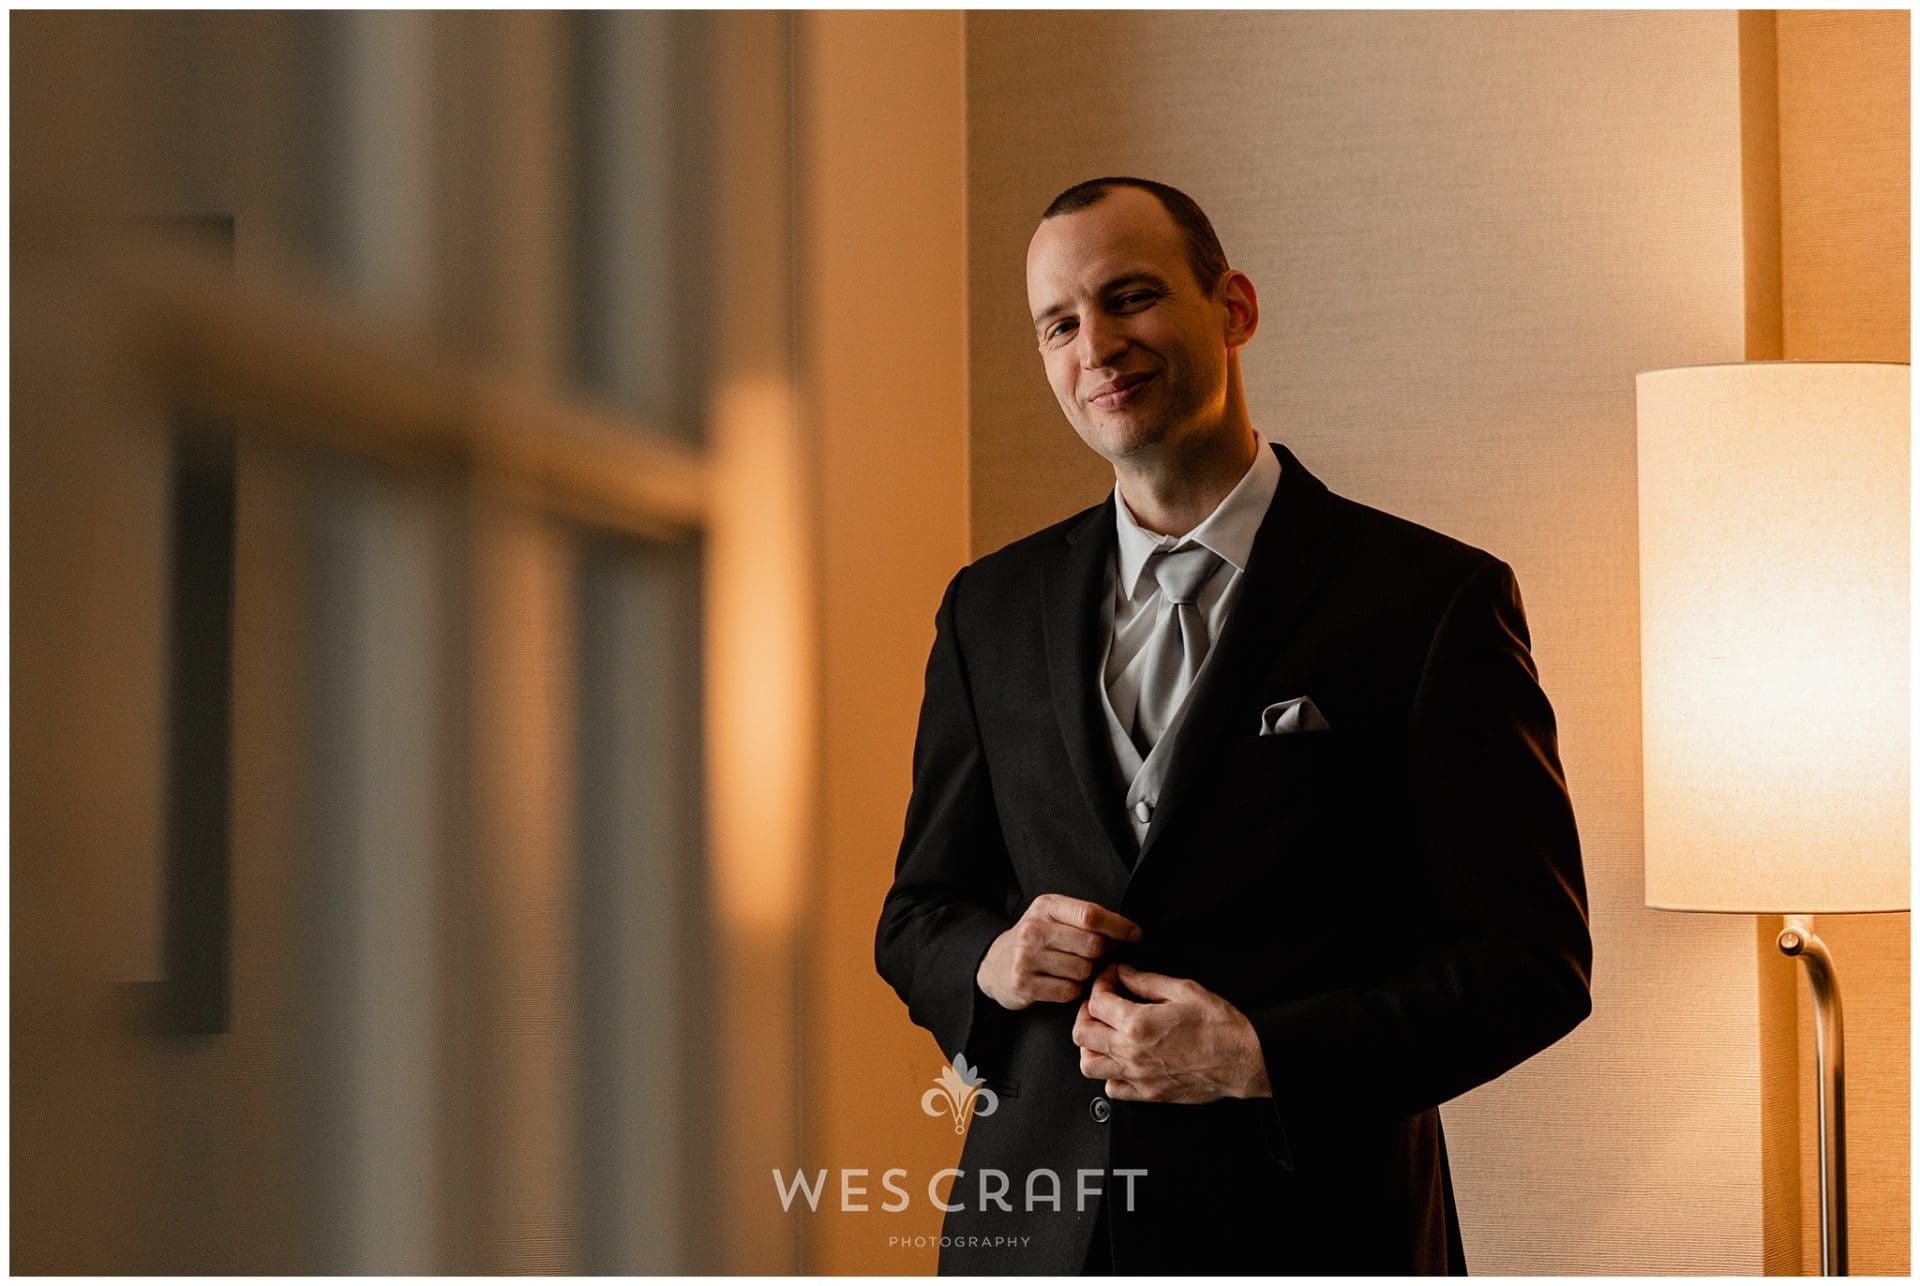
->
<box><xmin>1098</xmin><ymin>441</ymin><xmax>1283</xmax><ymax>845</ymax></box>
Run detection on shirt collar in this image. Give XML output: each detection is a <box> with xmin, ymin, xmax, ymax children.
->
<box><xmin>1113</xmin><ymin>440</ymin><xmax>1282</xmax><ymax>601</ymax></box>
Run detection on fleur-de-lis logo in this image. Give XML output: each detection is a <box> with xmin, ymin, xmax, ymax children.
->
<box><xmin>920</xmin><ymin>1053</ymin><xmax>999</xmax><ymax>1134</ymax></box>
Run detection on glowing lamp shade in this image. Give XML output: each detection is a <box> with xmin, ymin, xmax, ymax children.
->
<box><xmin>1636</xmin><ymin>362</ymin><xmax>1909</xmax><ymax>914</ymax></box>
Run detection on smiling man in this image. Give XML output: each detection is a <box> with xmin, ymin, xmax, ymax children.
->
<box><xmin>875</xmin><ymin>177</ymin><xmax>1593</xmax><ymax>1275</ymax></box>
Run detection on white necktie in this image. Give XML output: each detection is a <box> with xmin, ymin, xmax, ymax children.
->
<box><xmin>1132</xmin><ymin>545</ymin><xmax>1223</xmax><ymax>756</ymax></box>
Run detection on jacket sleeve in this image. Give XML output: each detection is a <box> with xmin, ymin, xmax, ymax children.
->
<box><xmin>1245</xmin><ymin>557</ymin><xmax>1593</xmax><ymax>1123</ymax></box>
<box><xmin>875</xmin><ymin>565</ymin><xmax>1021</xmax><ymax>1068</ymax></box>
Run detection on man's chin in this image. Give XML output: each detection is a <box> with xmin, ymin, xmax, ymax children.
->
<box><xmin>1076</xmin><ymin>417</ymin><xmax>1170</xmax><ymax>464</ymax></box>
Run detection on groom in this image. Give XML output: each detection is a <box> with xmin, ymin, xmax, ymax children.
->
<box><xmin>875</xmin><ymin>176</ymin><xmax>1592</xmax><ymax>1275</ymax></box>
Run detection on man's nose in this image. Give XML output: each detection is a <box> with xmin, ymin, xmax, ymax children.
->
<box><xmin>1076</xmin><ymin>316</ymin><xmax>1127</xmax><ymax>370</ymax></box>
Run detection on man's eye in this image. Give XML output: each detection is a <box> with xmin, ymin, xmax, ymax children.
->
<box><xmin>1116</xmin><ymin>291</ymin><xmax>1156</xmax><ymax>307</ymax></box>
<box><xmin>1046</xmin><ymin>321</ymin><xmax>1075</xmax><ymax>342</ymax></box>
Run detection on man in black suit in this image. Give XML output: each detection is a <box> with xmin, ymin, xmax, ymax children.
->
<box><xmin>875</xmin><ymin>177</ymin><xmax>1592</xmax><ymax>1275</ymax></box>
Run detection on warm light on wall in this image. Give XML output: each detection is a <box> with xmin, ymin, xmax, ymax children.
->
<box><xmin>1636</xmin><ymin>360</ymin><xmax>1909</xmax><ymax>1276</ymax></box>
<box><xmin>705</xmin><ymin>376</ymin><xmax>815</xmax><ymax>935</ymax></box>
<box><xmin>1637</xmin><ymin>362</ymin><xmax>1909</xmax><ymax>915</ymax></box>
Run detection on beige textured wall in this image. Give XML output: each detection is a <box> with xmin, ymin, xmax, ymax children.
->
<box><xmin>966</xmin><ymin>11</ymin><xmax>1762</xmax><ymax>1273</ymax></box>
<box><xmin>799</xmin><ymin>12</ymin><xmax>974</xmax><ymax>1275</ymax></box>
<box><xmin>1771</xmin><ymin>9</ymin><xmax>1910</xmax><ymax>1276</ymax></box>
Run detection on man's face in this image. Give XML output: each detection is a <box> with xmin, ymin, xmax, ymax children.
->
<box><xmin>1025</xmin><ymin>187</ymin><xmax>1233</xmax><ymax>466</ymax></box>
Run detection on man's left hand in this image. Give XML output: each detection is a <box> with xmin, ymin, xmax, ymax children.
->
<box><xmin>1072</xmin><ymin>963</ymin><xmax>1273</xmax><ymax>1103</ymax></box>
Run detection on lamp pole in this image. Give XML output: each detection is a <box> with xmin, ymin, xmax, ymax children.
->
<box><xmin>1778</xmin><ymin>915</ymin><xmax>1846</xmax><ymax>1276</ymax></box>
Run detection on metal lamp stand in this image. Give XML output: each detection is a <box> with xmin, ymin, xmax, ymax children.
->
<box><xmin>1778</xmin><ymin>915</ymin><xmax>1846</xmax><ymax>1276</ymax></box>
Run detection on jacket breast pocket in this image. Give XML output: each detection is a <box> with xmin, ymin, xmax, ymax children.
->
<box><xmin>1241</xmin><ymin>726</ymin><xmax>1345</xmax><ymax>783</ymax></box>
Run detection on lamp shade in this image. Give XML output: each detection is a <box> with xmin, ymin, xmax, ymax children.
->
<box><xmin>1636</xmin><ymin>362</ymin><xmax>1909</xmax><ymax>914</ymax></box>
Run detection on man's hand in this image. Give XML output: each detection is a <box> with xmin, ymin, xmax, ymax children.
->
<box><xmin>1072</xmin><ymin>963</ymin><xmax>1273</xmax><ymax>1103</ymax></box>
<box><xmin>976</xmin><ymin>895</ymin><xmax>1143</xmax><ymax>1011</ymax></box>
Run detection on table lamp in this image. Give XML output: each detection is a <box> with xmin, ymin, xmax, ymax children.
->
<box><xmin>1635</xmin><ymin>361</ymin><xmax>1909</xmax><ymax>1276</ymax></box>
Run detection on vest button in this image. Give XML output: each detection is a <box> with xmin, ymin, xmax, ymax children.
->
<box><xmin>1090</xmin><ymin>1096</ymin><xmax>1112</xmax><ymax>1124</ymax></box>
<box><xmin>1133</xmin><ymin>800</ymin><xmax>1152</xmax><ymax>824</ymax></box>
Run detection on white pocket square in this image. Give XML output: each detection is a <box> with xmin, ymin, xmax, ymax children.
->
<box><xmin>1258</xmin><ymin>696</ymin><xmax>1330</xmax><ymax>736</ymax></box>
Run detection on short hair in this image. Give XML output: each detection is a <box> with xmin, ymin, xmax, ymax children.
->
<box><xmin>1040</xmin><ymin>177</ymin><xmax>1230</xmax><ymax>295</ymax></box>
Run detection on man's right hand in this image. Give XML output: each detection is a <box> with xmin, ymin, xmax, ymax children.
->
<box><xmin>976</xmin><ymin>894</ymin><xmax>1143</xmax><ymax>1011</ymax></box>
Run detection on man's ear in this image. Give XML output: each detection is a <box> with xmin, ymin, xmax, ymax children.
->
<box><xmin>1220</xmin><ymin>269</ymin><xmax>1259</xmax><ymax>349</ymax></box>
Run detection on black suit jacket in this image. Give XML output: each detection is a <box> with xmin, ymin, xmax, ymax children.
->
<box><xmin>876</xmin><ymin>443</ymin><xmax>1592</xmax><ymax>1275</ymax></box>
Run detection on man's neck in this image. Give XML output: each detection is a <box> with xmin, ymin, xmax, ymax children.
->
<box><xmin>1114</xmin><ymin>424</ymin><xmax>1262</xmax><ymax>537</ymax></box>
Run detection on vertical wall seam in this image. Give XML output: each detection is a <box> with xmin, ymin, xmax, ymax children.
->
<box><xmin>1738</xmin><ymin>9</ymin><xmax>1785</xmax><ymax>364</ymax></box>
<box><xmin>1736</xmin><ymin>11</ymin><xmax>1802</xmax><ymax>1275</ymax></box>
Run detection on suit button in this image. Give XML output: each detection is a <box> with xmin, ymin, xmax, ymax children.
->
<box><xmin>1090</xmin><ymin>1096</ymin><xmax>1111</xmax><ymax>1123</ymax></box>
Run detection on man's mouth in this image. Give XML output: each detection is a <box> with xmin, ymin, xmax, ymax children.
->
<box><xmin>1088</xmin><ymin>373</ymin><xmax>1152</xmax><ymax>409</ymax></box>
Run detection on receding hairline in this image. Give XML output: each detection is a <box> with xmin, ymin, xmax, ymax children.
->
<box><xmin>1035</xmin><ymin>175</ymin><xmax>1230</xmax><ymax>296</ymax></box>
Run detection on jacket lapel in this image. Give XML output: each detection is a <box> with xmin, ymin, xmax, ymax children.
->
<box><xmin>1040</xmin><ymin>497</ymin><xmax>1139</xmax><ymax>879</ymax></box>
<box><xmin>1128</xmin><ymin>442</ymin><xmax>1344</xmax><ymax>880</ymax></box>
